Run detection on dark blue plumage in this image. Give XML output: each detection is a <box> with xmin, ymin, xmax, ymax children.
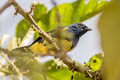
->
<box><xmin>67</xmin><ymin>23</ymin><xmax>92</xmax><ymax>49</ymax></box>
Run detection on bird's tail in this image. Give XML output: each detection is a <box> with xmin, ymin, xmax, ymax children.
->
<box><xmin>9</xmin><ymin>46</ymin><xmax>33</xmax><ymax>58</ymax></box>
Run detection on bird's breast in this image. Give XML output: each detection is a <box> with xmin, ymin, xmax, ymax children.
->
<box><xmin>29</xmin><ymin>38</ymin><xmax>73</xmax><ymax>55</ymax></box>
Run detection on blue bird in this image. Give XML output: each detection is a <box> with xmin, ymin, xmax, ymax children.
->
<box><xmin>11</xmin><ymin>23</ymin><xmax>92</xmax><ymax>56</ymax></box>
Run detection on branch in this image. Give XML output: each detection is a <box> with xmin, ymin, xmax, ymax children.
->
<box><xmin>0</xmin><ymin>52</ymin><xmax>23</xmax><ymax>80</ymax></box>
<box><xmin>9</xmin><ymin>0</ymin><xmax>60</xmax><ymax>51</ymax></box>
<box><xmin>58</xmin><ymin>54</ymin><xmax>87</xmax><ymax>73</ymax></box>
<box><xmin>62</xmin><ymin>55</ymin><xmax>104</xmax><ymax>80</ymax></box>
<box><xmin>0</xmin><ymin>0</ymin><xmax>12</xmax><ymax>14</ymax></box>
<box><xmin>0</xmin><ymin>0</ymin><xmax>103</xmax><ymax>79</ymax></box>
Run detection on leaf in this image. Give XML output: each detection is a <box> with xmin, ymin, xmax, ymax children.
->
<box><xmin>38</xmin><ymin>0</ymin><xmax>110</xmax><ymax>32</ymax></box>
<box><xmin>19</xmin><ymin>28</ymin><xmax>34</xmax><ymax>47</ymax></box>
<box><xmin>80</xmin><ymin>0</ymin><xmax>110</xmax><ymax>21</ymax></box>
<box><xmin>71</xmin><ymin>0</ymin><xmax>85</xmax><ymax>23</ymax></box>
<box><xmin>16</xmin><ymin>19</ymin><xmax>29</xmax><ymax>44</ymax></box>
<box><xmin>86</xmin><ymin>54</ymin><xmax>103</xmax><ymax>72</ymax></box>
<box><xmin>98</xmin><ymin>1</ymin><xmax>120</xmax><ymax>80</ymax></box>
<box><xmin>73</xmin><ymin>72</ymin><xmax>91</xmax><ymax>80</ymax></box>
<box><xmin>16</xmin><ymin>3</ymin><xmax>48</xmax><ymax>42</ymax></box>
<box><xmin>83</xmin><ymin>0</ymin><xmax>98</xmax><ymax>16</ymax></box>
<box><xmin>33</xmin><ymin>3</ymin><xmax>49</xmax><ymax>33</ymax></box>
<box><xmin>34</xmin><ymin>32</ymin><xmax>39</xmax><ymax>40</ymax></box>
<box><xmin>94</xmin><ymin>53</ymin><xmax>103</xmax><ymax>60</ymax></box>
<box><xmin>33</xmin><ymin>3</ymin><xmax>47</xmax><ymax>22</ymax></box>
<box><xmin>14</xmin><ymin>56</ymin><xmax>46</xmax><ymax>80</ymax></box>
<box><xmin>44</xmin><ymin>60</ymin><xmax>73</xmax><ymax>80</ymax></box>
<box><xmin>16</xmin><ymin>1</ymin><xmax>110</xmax><ymax>41</ymax></box>
<box><xmin>44</xmin><ymin>60</ymin><xmax>93</xmax><ymax>80</ymax></box>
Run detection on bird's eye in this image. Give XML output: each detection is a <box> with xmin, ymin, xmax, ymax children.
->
<box><xmin>82</xmin><ymin>27</ymin><xmax>85</xmax><ymax>30</ymax></box>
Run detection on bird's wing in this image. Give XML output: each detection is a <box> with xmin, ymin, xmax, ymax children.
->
<box><xmin>28</xmin><ymin>26</ymin><xmax>74</xmax><ymax>55</ymax></box>
<box><xmin>47</xmin><ymin>26</ymin><xmax>68</xmax><ymax>37</ymax></box>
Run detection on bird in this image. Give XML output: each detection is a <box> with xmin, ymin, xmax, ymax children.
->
<box><xmin>11</xmin><ymin>23</ymin><xmax>92</xmax><ymax>57</ymax></box>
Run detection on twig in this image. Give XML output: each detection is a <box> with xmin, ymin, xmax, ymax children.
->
<box><xmin>58</xmin><ymin>54</ymin><xmax>87</xmax><ymax>73</ymax></box>
<box><xmin>55</xmin><ymin>53</ymin><xmax>104</xmax><ymax>80</ymax></box>
<box><xmin>0</xmin><ymin>53</ymin><xmax>23</xmax><ymax>80</ymax></box>
<box><xmin>9</xmin><ymin>0</ymin><xmax>60</xmax><ymax>51</ymax></box>
<box><xmin>0</xmin><ymin>0</ymin><xmax>12</xmax><ymax>14</ymax></box>
<box><xmin>28</xmin><ymin>3</ymin><xmax>35</xmax><ymax>14</ymax></box>
<box><xmin>0</xmin><ymin>0</ymin><xmax>103</xmax><ymax>79</ymax></box>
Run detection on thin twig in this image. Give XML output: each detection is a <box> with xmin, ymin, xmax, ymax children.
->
<box><xmin>0</xmin><ymin>0</ymin><xmax>12</xmax><ymax>14</ymax></box>
<box><xmin>0</xmin><ymin>53</ymin><xmax>23</xmax><ymax>80</ymax></box>
<box><xmin>57</xmin><ymin>54</ymin><xmax>87</xmax><ymax>73</ymax></box>
<box><xmin>0</xmin><ymin>0</ymin><xmax>103</xmax><ymax>79</ymax></box>
<box><xmin>9</xmin><ymin>0</ymin><xmax>60</xmax><ymax>51</ymax></box>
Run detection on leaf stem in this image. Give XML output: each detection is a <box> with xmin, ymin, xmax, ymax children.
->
<box><xmin>1</xmin><ymin>53</ymin><xmax>23</xmax><ymax>80</ymax></box>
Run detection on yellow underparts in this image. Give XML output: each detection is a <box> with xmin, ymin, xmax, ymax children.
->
<box><xmin>29</xmin><ymin>39</ymin><xmax>73</xmax><ymax>55</ymax></box>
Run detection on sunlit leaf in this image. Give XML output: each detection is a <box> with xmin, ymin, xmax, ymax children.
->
<box><xmin>73</xmin><ymin>72</ymin><xmax>91</xmax><ymax>80</ymax></box>
<box><xmin>39</xmin><ymin>0</ymin><xmax>110</xmax><ymax>32</ymax></box>
<box><xmin>86</xmin><ymin>54</ymin><xmax>103</xmax><ymax>71</ymax></box>
<box><xmin>80</xmin><ymin>0</ymin><xmax>110</xmax><ymax>21</ymax></box>
<box><xmin>16</xmin><ymin>19</ymin><xmax>29</xmax><ymax>44</ymax></box>
<box><xmin>16</xmin><ymin>0</ymin><xmax>110</xmax><ymax>41</ymax></box>
<box><xmin>71</xmin><ymin>0</ymin><xmax>85</xmax><ymax>23</ymax></box>
<box><xmin>44</xmin><ymin>60</ymin><xmax>73</xmax><ymax>80</ymax></box>
<box><xmin>33</xmin><ymin>3</ymin><xmax>47</xmax><ymax>22</ymax></box>
<box><xmin>83</xmin><ymin>0</ymin><xmax>98</xmax><ymax>16</ymax></box>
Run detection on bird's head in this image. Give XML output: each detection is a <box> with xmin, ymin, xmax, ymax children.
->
<box><xmin>68</xmin><ymin>23</ymin><xmax>92</xmax><ymax>37</ymax></box>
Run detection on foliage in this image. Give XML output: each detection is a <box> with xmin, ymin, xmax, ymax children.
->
<box><xmin>0</xmin><ymin>0</ymin><xmax>110</xmax><ymax>80</ymax></box>
<box><xmin>16</xmin><ymin>0</ymin><xmax>110</xmax><ymax>42</ymax></box>
<box><xmin>85</xmin><ymin>54</ymin><xmax>103</xmax><ymax>72</ymax></box>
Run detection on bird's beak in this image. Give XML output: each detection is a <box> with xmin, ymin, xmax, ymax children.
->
<box><xmin>86</xmin><ymin>28</ymin><xmax>92</xmax><ymax>31</ymax></box>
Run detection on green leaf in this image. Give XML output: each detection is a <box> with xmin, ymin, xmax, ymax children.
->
<box><xmin>86</xmin><ymin>54</ymin><xmax>103</xmax><ymax>72</ymax></box>
<box><xmin>16</xmin><ymin>1</ymin><xmax>110</xmax><ymax>41</ymax></box>
<box><xmin>47</xmin><ymin>68</ymin><xmax>72</xmax><ymax>80</ymax></box>
<box><xmin>71</xmin><ymin>0</ymin><xmax>85</xmax><ymax>23</ymax></box>
<box><xmin>83</xmin><ymin>0</ymin><xmax>98</xmax><ymax>16</ymax></box>
<box><xmin>80</xmin><ymin>1</ymin><xmax>110</xmax><ymax>21</ymax></box>
<box><xmin>49</xmin><ymin>3</ymin><xmax>74</xmax><ymax>29</ymax></box>
<box><xmin>44</xmin><ymin>60</ymin><xmax>73</xmax><ymax>80</ymax></box>
<box><xmin>16</xmin><ymin>3</ymin><xmax>48</xmax><ymax>41</ymax></box>
<box><xmin>33</xmin><ymin>3</ymin><xmax>47</xmax><ymax>22</ymax></box>
<box><xmin>94</xmin><ymin>53</ymin><xmax>103</xmax><ymax>60</ymax></box>
<box><xmin>14</xmin><ymin>56</ymin><xmax>46</xmax><ymax>80</ymax></box>
<box><xmin>33</xmin><ymin>3</ymin><xmax>49</xmax><ymax>32</ymax></box>
<box><xmin>34</xmin><ymin>32</ymin><xmax>39</xmax><ymax>40</ymax></box>
<box><xmin>38</xmin><ymin>0</ymin><xmax>110</xmax><ymax>32</ymax></box>
<box><xmin>73</xmin><ymin>72</ymin><xmax>91</xmax><ymax>80</ymax></box>
<box><xmin>16</xmin><ymin>19</ymin><xmax>29</xmax><ymax>43</ymax></box>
